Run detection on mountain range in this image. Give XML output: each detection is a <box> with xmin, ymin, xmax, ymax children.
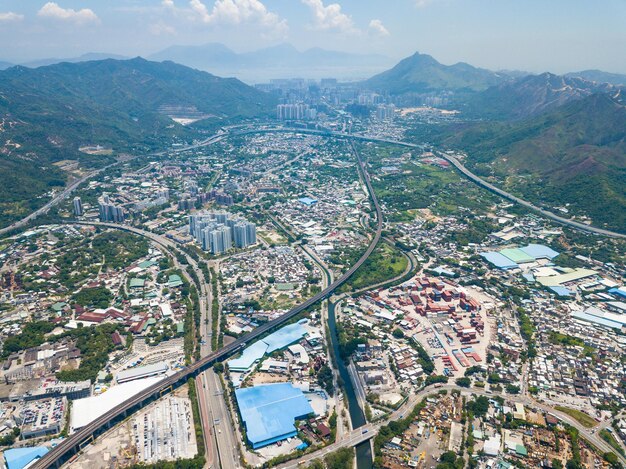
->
<box><xmin>362</xmin><ymin>51</ymin><xmax>625</xmax><ymax>231</ymax></box>
<box><xmin>1</xmin><ymin>44</ymin><xmax>394</xmax><ymax>83</ymax></box>
<box><xmin>20</xmin><ymin>52</ymin><xmax>129</xmax><ymax>69</ymax></box>
<box><xmin>0</xmin><ymin>49</ymin><xmax>624</xmax><ymax>232</ymax></box>
<box><xmin>565</xmin><ymin>70</ymin><xmax>626</xmax><ymax>86</ymax></box>
<box><xmin>459</xmin><ymin>72</ymin><xmax>617</xmax><ymax>119</ymax></box>
<box><xmin>148</xmin><ymin>43</ymin><xmax>394</xmax><ymax>82</ymax></box>
<box><xmin>0</xmin><ymin>57</ymin><xmax>275</xmax><ymax>229</ymax></box>
<box><xmin>443</xmin><ymin>93</ymin><xmax>626</xmax><ymax>231</ymax></box>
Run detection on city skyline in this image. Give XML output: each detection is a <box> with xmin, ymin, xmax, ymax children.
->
<box><xmin>1</xmin><ymin>0</ymin><xmax>626</xmax><ymax>74</ymax></box>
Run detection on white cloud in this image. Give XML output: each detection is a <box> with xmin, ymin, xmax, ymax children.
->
<box><xmin>189</xmin><ymin>0</ymin><xmax>288</xmax><ymax>36</ymax></box>
<box><xmin>368</xmin><ymin>19</ymin><xmax>389</xmax><ymax>37</ymax></box>
<box><xmin>301</xmin><ymin>0</ymin><xmax>357</xmax><ymax>33</ymax></box>
<box><xmin>37</xmin><ymin>2</ymin><xmax>98</xmax><ymax>24</ymax></box>
<box><xmin>414</xmin><ymin>0</ymin><xmax>433</xmax><ymax>7</ymax></box>
<box><xmin>0</xmin><ymin>12</ymin><xmax>24</xmax><ymax>22</ymax></box>
<box><xmin>162</xmin><ymin>0</ymin><xmax>176</xmax><ymax>7</ymax></box>
<box><xmin>189</xmin><ymin>0</ymin><xmax>211</xmax><ymax>20</ymax></box>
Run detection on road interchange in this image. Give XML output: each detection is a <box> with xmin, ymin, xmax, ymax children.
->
<box><xmin>21</xmin><ymin>126</ymin><xmax>625</xmax><ymax>468</ymax></box>
<box><xmin>30</xmin><ymin>131</ymin><xmax>383</xmax><ymax>468</ymax></box>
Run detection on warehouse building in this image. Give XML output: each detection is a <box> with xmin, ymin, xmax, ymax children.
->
<box><xmin>235</xmin><ymin>383</ymin><xmax>314</xmax><ymax>449</ymax></box>
<box><xmin>116</xmin><ymin>362</ymin><xmax>168</xmax><ymax>384</ymax></box>
<box><xmin>70</xmin><ymin>376</ymin><xmax>163</xmax><ymax>432</ymax></box>
<box><xmin>228</xmin><ymin>320</ymin><xmax>309</xmax><ymax>373</ymax></box>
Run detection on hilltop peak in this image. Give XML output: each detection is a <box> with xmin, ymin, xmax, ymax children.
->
<box><xmin>365</xmin><ymin>50</ymin><xmax>505</xmax><ymax>94</ymax></box>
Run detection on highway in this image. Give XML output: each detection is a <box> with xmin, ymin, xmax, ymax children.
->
<box><xmin>31</xmin><ymin>133</ymin><xmax>384</xmax><ymax>469</ymax></box>
<box><xmin>205</xmin><ymin>369</ymin><xmax>240</xmax><ymax>469</ymax></box>
<box><xmin>0</xmin><ymin>168</ymin><xmax>104</xmax><ymax>237</ymax></box>
<box><xmin>233</xmin><ymin>127</ymin><xmax>626</xmax><ymax>239</ymax></box>
<box><xmin>26</xmin><ymin>126</ymin><xmax>624</xmax><ymax>468</ymax></box>
<box><xmin>0</xmin><ymin>132</ymin><xmax>228</xmax><ymax>240</ymax></box>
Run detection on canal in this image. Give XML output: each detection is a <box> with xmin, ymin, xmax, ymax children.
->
<box><xmin>327</xmin><ymin>300</ymin><xmax>373</xmax><ymax>469</ymax></box>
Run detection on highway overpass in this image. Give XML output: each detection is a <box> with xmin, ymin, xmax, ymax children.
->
<box><xmin>31</xmin><ymin>134</ymin><xmax>383</xmax><ymax>469</ymax></box>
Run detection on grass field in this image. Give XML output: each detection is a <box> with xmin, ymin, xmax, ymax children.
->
<box><xmin>600</xmin><ymin>429</ymin><xmax>625</xmax><ymax>456</ymax></box>
<box><xmin>340</xmin><ymin>243</ymin><xmax>408</xmax><ymax>292</ymax></box>
<box><xmin>554</xmin><ymin>406</ymin><xmax>597</xmax><ymax>428</ymax></box>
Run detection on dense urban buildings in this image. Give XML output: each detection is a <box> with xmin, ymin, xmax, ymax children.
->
<box><xmin>189</xmin><ymin>211</ymin><xmax>257</xmax><ymax>254</ymax></box>
<box><xmin>98</xmin><ymin>194</ymin><xmax>125</xmax><ymax>223</ymax></box>
<box><xmin>1</xmin><ymin>15</ymin><xmax>625</xmax><ymax>468</ymax></box>
<box><xmin>276</xmin><ymin>103</ymin><xmax>317</xmax><ymax>121</ymax></box>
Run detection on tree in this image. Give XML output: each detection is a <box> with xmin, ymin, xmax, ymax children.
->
<box><xmin>456</xmin><ymin>377</ymin><xmax>471</xmax><ymax>388</ymax></box>
<box><xmin>324</xmin><ymin>448</ymin><xmax>354</xmax><ymax>469</ymax></box>
<box><xmin>466</xmin><ymin>396</ymin><xmax>489</xmax><ymax>418</ymax></box>
<box><xmin>506</xmin><ymin>384</ymin><xmax>520</xmax><ymax>394</ymax></box>
<box><xmin>603</xmin><ymin>452</ymin><xmax>622</xmax><ymax>468</ymax></box>
<box><xmin>392</xmin><ymin>328</ymin><xmax>405</xmax><ymax>339</ymax></box>
<box><xmin>317</xmin><ymin>365</ymin><xmax>334</xmax><ymax>396</ymax></box>
<box><xmin>425</xmin><ymin>375</ymin><xmax>448</xmax><ymax>386</ymax></box>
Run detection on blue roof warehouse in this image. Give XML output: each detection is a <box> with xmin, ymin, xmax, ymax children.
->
<box><xmin>235</xmin><ymin>383</ymin><xmax>314</xmax><ymax>449</ymax></box>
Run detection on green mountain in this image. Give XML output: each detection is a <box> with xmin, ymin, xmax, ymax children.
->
<box><xmin>364</xmin><ymin>52</ymin><xmax>507</xmax><ymax>95</ymax></box>
<box><xmin>446</xmin><ymin>93</ymin><xmax>626</xmax><ymax>231</ymax></box>
<box><xmin>460</xmin><ymin>72</ymin><xmax>616</xmax><ymax>120</ymax></box>
<box><xmin>0</xmin><ymin>58</ymin><xmax>275</xmax><ymax>230</ymax></box>
<box><xmin>565</xmin><ymin>69</ymin><xmax>626</xmax><ymax>86</ymax></box>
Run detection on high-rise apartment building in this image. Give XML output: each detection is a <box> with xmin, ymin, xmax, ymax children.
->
<box><xmin>73</xmin><ymin>197</ymin><xmax>83</xmax><ymax>217</ymax></box>
<box><xmin>276</xmin><ymin>103</ymin><xmax>317</xmax><ymax>121</ymax></box>
<box><xmin>98</xmin><ymin>194</ymin><xmax>125</xmax><ymax>223</ymax></box>
<box><xmin>189</xmin><ymin>211</ymin><xmax>256</xmax><ymax>254</ymax></box>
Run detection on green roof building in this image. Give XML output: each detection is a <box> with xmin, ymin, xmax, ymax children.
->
<box><xmin>168</xmin><ymin>274</ymin><xmax>183</xmax><ymax>288</ymax></box>
<box><xmin>51</xmin><ymin>302</ymin><xmax>67</xmax><ymax>312</ymax></box>
<box><xmin>144</xmin><ymin>318</ymin><xmax>157</xmax><ymax>331</ymax></box>
<box><xmin>129</xmin><ymin>278</ymin><xmax>145</xmax><ymax>289</ymax></box>
<box><xmin>499</xmin><ymin>248</ymin><xmax>535</xmax><ymax>264</ymax></box>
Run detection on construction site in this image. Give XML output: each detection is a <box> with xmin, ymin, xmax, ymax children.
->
<box><xmin>65</xmin><ymin>387</ymin><xmax>197</xmax><ymax>468</ymax></box>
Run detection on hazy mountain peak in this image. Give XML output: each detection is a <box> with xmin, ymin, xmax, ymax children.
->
<box><xmin>364</xmin><ymin>50</ymin><xmax>504</xmax><ymax>94</ymax></box>
<box><xmin>565</xmin><ymin>69</ymin><xmax>626</xmax><ymax>86</ymax></box>
<box><xmin>147</xmin><ymin>43</ymin><xmax>394</xmax><ymax>81</ymax></box>
<box><xmin>462</xmin><ymin>70</ymin><xmax>615</xmax><ymax>119</ymax></box>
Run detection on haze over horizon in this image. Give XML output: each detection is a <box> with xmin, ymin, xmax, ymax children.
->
<box><xmin>1</xmin><ymin>0</ymin><xmax>626</xmax><ymax>75</ymax></box>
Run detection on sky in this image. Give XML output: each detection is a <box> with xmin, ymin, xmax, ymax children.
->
<box><xmin>0</xmin><ymin>0</ymin><xmax>625</xmax><ymax>74</ymax></box>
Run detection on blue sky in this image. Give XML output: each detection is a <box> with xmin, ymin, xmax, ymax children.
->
<box><xmin>1</xmin><ymin>0</ymin><xmax>625</xmax><ymax>73</ymax></box>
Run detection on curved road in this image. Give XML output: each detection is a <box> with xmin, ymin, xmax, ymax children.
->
<box><xmin>235</xmin><ymin>127</ymin><xmax>625</xmax><ymax>239</ymax></box>
<box><xmin>0</xmin><ymin>133</ymin><xmax>229</xmax><ymax>239</ymax></box>
<box><xmin>277</xmin><ymin>383</ymin><xmax>626</xmax><ymax>468</ymax></box>
<box><xmin>31</xmin><ymin>135</ymin><xmax>383</xmax><ymax>469</ymax></box>
<box><xmin>26</xmin><ymin>127</ymin><xmax>624</xmax><ymax>467</ymax></box>
<box><xmin>0</xmin><ymin>168</ymin><xmax>106</xmax><ymax>237</ymax></box>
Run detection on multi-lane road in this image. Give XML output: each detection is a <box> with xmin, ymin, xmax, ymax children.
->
<box><xmin>0</xmin><ymin>168</ymin><xmax>103</xmax><ymax>237</ymax></box>
<box><xmin>234</xmin><ymin>127</ymin><xmax>625</xmax><ymax>239</ymax></box>
<box><xmin>200</xmin><ymin>369</ymin><xmax>240</xmax><ymax>469</ymax></box>
<box><xmin>31</xmin><ymin>131</ymin><xmax>384</xmax><ymax>469</ymax></box>
<box><xmin>19</xmin><ymin>125</ymin><xmax>625</xmax><ymax>468</ymax></box>
<box><xmin>0</xmin><ymin>131</ymin><xmax>229</xmax><ymax>239</ymax></box>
